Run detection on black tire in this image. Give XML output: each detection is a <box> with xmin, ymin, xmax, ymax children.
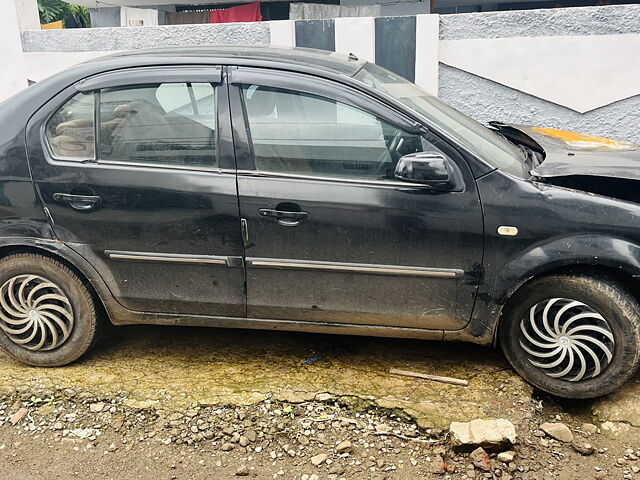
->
<box><xmin>0</xmin><ymin>253</ymin><xmax>100</xmax><ymax>366</ymax></box>
<box><xmin>499</xmin><ymin>274</ymin><xmax>640</xmax><ymax>399</ymax></box>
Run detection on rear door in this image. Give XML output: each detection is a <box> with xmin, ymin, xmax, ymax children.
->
<box><xmin>26</xmin><ymin>67</ymin><xmax>246</xmax><ymax>316</ymax></box>
<box><xmin>229</xmin><ymin>68</ymin><xmax>483</xmax><ymax>330</ymax></box>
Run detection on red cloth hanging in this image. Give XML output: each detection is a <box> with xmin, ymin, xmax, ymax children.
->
<box><xmin>210</xmin><ymin>2</ymin><xmax>262</xmax><ymax>23</ymax></box>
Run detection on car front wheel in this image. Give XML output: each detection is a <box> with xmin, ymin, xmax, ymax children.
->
<box><xmin>0</xmin><ymin>253</ymin><xmax>100</xmax><ymax>366</ymax></box>
<box><xmin>499</xmin><ymin>274</ymin><xmax>640</xmax><ymax>399</ymax></box>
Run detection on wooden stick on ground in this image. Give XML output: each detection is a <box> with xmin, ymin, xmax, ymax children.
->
<box><xmin>389</xmin><ymin>368</ymin><xmax>469</xmax><ymax>387</ymax></box>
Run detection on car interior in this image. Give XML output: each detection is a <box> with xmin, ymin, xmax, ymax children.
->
<box><xmin>242</xmin><ymin>84</ymin><xmax>424</xmax><ymax>179</ymax></box>
<box><xmin>48</xmin><ymin>83</ymin><xmax>217</xmax><ymax>167</ymax></box>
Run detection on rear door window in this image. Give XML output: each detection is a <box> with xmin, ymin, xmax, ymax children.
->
<box><xmin>99</xmin><ymin>82</ymin><xmax>216</xmax><ymax>167</ymax></box>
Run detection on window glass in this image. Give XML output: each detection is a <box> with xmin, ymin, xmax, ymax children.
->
<box><xmin>46</xmin><ymin>92</ymin><xmax>95</xmax><ymax>161</ymax></box>
<box><xmin>99</xmin><ymin>83</ymin><xmax>216</xmax><ymax>167</ymax></box>
<box><xmin>241</xmin><ymin>85</ymin><xmax>430</xmax><ymax>181</ymax></box>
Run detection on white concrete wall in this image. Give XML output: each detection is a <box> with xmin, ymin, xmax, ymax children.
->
<box><xmin>15</xmin><ymin>0</ymin><xmax>40</xmax><ymax>30</ymax></box>
<box><xmin>5</xmin><ymin>2</ymin><xmax>640</xmax><ymax>143</ymax></box>
<box><xmin>1</xmin><ymin>1</ymin><xmax>29</xmax><ymax>103</ymax></box>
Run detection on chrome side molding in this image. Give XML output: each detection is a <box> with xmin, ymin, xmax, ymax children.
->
<box><xmin>105</xmin><ymin>250</ymin><xmax>241</xmax><ymax>266</ymax></box>
<box><xmin>247</xmin><ymin>257</ymin><xmax>463</xmax><ymax>278</ymax></box>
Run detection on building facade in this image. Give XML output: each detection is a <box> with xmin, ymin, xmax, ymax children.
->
<box><xmin>3</xmin><ymin>1</ymin><xmax>640</xmax><ymax>143</ymax></box>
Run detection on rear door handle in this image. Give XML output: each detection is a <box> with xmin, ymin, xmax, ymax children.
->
<box><xmin>258</xmin><ymin>208</ymin><xmax>309</xmax><ymax>226</ymax></box>
<box><xmin>53</xmin><ymin>193</ymin><xmax>101</xmax><ymax>211</ymax></box>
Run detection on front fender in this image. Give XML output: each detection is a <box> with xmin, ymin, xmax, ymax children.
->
<box><xmin>446</xmin><ymin>169</ymin><xmax>640</xmax><ymax>344</ymax></box>
<box><xmin>494</xmin><ymin>234</ymin><xmax>640</xmax><ymax>305</ymax></box>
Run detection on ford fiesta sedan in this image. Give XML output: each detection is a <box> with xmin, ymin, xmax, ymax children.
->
<box><xmin>0</xmin><ymin>46</ymin><xmax>639</xmax><ymax>399</ymax></box>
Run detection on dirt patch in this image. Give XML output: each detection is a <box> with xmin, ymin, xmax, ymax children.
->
<box><xmin>0</xmin><ymin>325</ymin><xmax>530</xmax><ymax>431</ymax></box>
<box><xmin>1</xmin><ymin>325</ymin><xmax>639</xmax><ymax>479</ymax></box>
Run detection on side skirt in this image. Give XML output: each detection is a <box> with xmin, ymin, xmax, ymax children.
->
<box><xmin>111</xmin><ymin>313</ymin><xmax>447</xmax><ymax>341</ymax></box>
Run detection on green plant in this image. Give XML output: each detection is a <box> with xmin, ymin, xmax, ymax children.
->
<box><xmin>69</xmin><ymin>3</ymin><xmax>91</xmax><ymax>27</ymax></box>
<box><xmin>38</xmin><ymin>0</ymin><xmax>91</xmax><ymax>27</ymax></box>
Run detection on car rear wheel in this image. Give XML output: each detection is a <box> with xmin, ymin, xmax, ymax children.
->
<box><xmin>499</xmin><ymin>274</ymin><xmax>640</xmax><ymax>399</ymax></box>
<box><xmin>0</xmin><ymin>253</ymin><xmax>100</xmax><ymax>366</ymax></box>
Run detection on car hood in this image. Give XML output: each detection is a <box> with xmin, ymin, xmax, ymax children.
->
<box><xmin>490</xmin><ymin>122</ymin><xmax>640</xmax><ymax>181</ymax></box>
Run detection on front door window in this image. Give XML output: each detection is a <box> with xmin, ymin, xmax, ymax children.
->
<box><xmin>241</xmin><ymin>84</ymin><xmax>440</xmax><ymax>181</ymax></box>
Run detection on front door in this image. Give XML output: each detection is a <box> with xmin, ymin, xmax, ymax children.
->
<box><xmin>26</xmin><ymin>67</ymin><xmax>245</xmax><ymax>316</ymax></box>
<box><xmin>230</xmin><ymin>68</ymin><xmax>483</xmax><ymax>330</ymax></box>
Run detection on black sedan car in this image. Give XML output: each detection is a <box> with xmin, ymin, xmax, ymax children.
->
<box><xmin>0</xmin><ymin>46</ymin><xmax>639</xmax><ymax>399</ymax></box>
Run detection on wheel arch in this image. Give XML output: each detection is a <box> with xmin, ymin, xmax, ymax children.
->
<box><xmin>493</xmin><ymin>262</ymin><xmax>640</xmax><ymax>346</ymax></box>
<box><xmin>0</xmin><ymin>241</ymin><xmax>116</xmax><ymax>325</ymax></box>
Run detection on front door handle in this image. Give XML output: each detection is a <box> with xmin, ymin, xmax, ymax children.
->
<box><xmin>258</xmin><ymin>208</ymin><xmax>309</xmax><ymax>226</ymax></box>
<box><xmin>53</xmin><ymin>193</ymin><xmax>101</xmax><ymax>211</ymax></box>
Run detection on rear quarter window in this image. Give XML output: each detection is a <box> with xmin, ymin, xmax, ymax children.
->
<box><xmin>45</xmin><ymin>92</ymin><xmax>95</xmax><ymax>161</ymax></box>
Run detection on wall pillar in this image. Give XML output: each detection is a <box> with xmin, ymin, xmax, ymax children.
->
<box><xmin>0</xmin><ymin>1</ymin><xmax>29</xmax><ymax>102</ymax></box>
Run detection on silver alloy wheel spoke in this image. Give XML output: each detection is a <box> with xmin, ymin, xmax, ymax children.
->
<box><xmin>519</xmin><ymin>297</ymin><xmax>615</xmax><ymax>382</ymax></box>
<box><xmin>0</xmin><ymin>274</ymin><xmax>74</xmax><ymax>351</ymax></box>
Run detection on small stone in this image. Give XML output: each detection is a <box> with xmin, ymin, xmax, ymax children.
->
<box><xmin>595</xmin><ymin>472</ymin><xmax>607</xmax><ymax>480</ymax></box>
<box><xmin>89</xmin><ymin>402</ymin><xmax>105</xmax><ymax>413</ymax></box>
<box><xmin>298</xmin><ymin>435</ymin><xmax>310</xmax><ymax>446</ymax></box>
<box><xmin>470</xmin><ymin>447</ymin><xmax>492</xmax><ymax>471</ymax></box>
<box><xmin>310</xmin><ymin>453</ymin><xmax>328</xmax><ymax>466</ymax></box>
<box><xmin>429</xmin><ymin>454</ymin><xmax>446</xmax><ymax>474</ymax></box>
<box><xmin>572</xmin><ymin>441</ymin><xmax>595</xmax><ymax>456</ymax></box>
<box><xmin>497</xmin><ymin>451</ymin><xmax>515</xmax><ymax>463</ymax></box>
<box><xmin>246</xmin><ymin>430</ymin><xmax>257</xmax><ymax>442</ymax></box>
<box><xmin>35</xmin><ymin>404</ymin><xmax>55</xmax><ymax>416</ymax></box>
<box><xmin>450</xmin><ymin>419</ymin><xmax>516</xmax><ymax>452</ymax></box>
<box><xmin>540</xmin><ymin>422</ymin><xmax>574</xmax><ymax>443</ymax></box>
<box><xmin>221</xmin><ymin>443</ymin><xmax>235</xmax><ymax>451</ymax></box>
<box><xmin>9</xmin><ymin>408</ymin><xmax>29</xmax><ymax>425</ymax></box>
<box><xmin>235</xmin><ymin>465</ymin><xmax>249</xmax><ymax>476</ymax></box>
<box><xmin>107</xmin><ymin>443</ymin><xmax>117</xmax><ymax>452</ymax></box>
<box><xmin>336</xmin><ymin>440</ymin><xmax>352</xmax><ymax>453</ymax></box>
<box><xmin>375</xmin><ymin>424</ymin><xmax>391</xmax><ymax>434</ymax></box>
<box><xmin>239</xmin><ymin>436</ymin><xmax>249</xmax><ymax>447</ymax></box>
<box><xmin>581</xmin><ymin>423</ymin><xmax>598</xmax><ymax>435</ymax></box>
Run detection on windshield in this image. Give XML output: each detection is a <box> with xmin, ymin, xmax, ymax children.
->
<box><xmin>353</xmin><ymin>63</ymin><xmax>527</xmax><ymax>177</ymax></box>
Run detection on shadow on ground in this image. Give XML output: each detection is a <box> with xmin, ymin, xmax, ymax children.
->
<box><xmin>0</xmin><ymin>325</ymin><xmax>535</xmax><ymax>431</ymax></box>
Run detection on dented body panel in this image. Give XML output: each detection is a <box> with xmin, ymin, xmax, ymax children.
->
<box><xmin>446</xmin><ymin>169</ymin><xmax>640</xmax><ymax>344</ymax></box>
<box><xmin>493</xmin><ymin>123</ymin><xmax>640</xmax><ymax>181</ymax></box>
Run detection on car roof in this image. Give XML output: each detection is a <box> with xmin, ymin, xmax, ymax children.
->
<box><xmin>90</xmin><ymin>46</ymin><xmax>367</xmax><ymax>77</ymax></box>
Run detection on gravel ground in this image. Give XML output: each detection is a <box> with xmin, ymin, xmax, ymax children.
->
<box><xmin>1</xmin><ymin>325</ymin><xmax>639</xmax><ymax>479</ymax></box>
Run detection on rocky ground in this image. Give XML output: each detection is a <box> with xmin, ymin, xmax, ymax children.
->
<box><xmin>1</xmin><ymin>325</ymin><xmax>639</xmax><ymax>479</ymax></box>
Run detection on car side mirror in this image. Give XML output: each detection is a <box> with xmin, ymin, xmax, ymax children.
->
<box><xmin>394</xmin><ymin>152</ymin><xmax>453</xmax><ymax>187</ymax></box>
